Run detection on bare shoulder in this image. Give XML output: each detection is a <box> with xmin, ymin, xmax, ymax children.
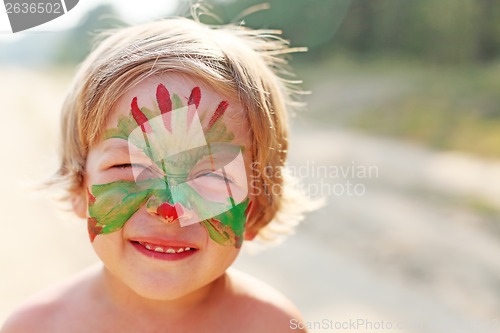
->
<box><xmin>1</xmin><ymin>265</ymin><xmax>101</xmax><ymax>333</ymax></box>
<box><xmin>224</xmin><ymin>268</ymin><xmax>307</xmax><ymax>333</ymax></box>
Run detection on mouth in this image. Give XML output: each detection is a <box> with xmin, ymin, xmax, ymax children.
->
<box><xmin>130</xmin><ymin>240</ymin><xmax>199</xmax><ymax>261</ymax></box>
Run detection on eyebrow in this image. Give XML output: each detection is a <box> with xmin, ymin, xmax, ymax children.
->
<box><xmin>102</xmin><ymin>143</ymin><xmax>130</xmax><ymax>155</ymax></box>
<box><xmin>100</xmin><ymin>141</ymin><xmax>147</xmax><ymax>159</ymax></box>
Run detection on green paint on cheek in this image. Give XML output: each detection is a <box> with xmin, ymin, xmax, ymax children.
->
<box><xmin>88</xmin><ymin>179</ymin><xmax>157</xmax><ymax>234</ymax></box>
<box><xmin>201</xmin><ymin>198</ymin><xmax>249</xmax><ymax>248</ymax></box>
<box><xmin>88</xmin><ymin>179</ymin><xmax>249</xmax><ymax>248</ymax></box>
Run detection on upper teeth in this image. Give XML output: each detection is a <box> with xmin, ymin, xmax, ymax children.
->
<box><xmin>139</xmin><ymin>242</ymin><xmax>191</xmax><ymax>253</ymax></box>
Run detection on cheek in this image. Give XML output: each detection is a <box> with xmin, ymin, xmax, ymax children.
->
<box><xmin>200</xmin><ymin>198</ymin><xmax>251</xmax><ymax>248</ymax></box>
<box><xmin>86</xmin><ymin>180</ymin><xmax>152</xmax><ymax>241</ymax></box>
<box><xmin>90</xmin><ymin>232</ymin><xmax>122</xmax><ymax>263</ymax></box>
<box><xmin>210</xmin><ymin>245</ymin><xmax>240</xmax><ymax>268</ymax></box>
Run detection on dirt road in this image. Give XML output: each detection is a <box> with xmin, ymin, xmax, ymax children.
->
<box><xmin>235</xmin><ymin>122</ymin><xmax>500</xmax><ymax>333</ymax></box>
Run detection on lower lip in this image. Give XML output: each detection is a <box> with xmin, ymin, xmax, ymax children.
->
<box><xmin>130</xmin><ymin>241</ymin><xmax>198</xmax><ymax>261</ymax></box>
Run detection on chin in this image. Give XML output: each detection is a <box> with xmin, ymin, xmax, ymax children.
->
<box><xmin>126</xmin><ymin>271</ymin><xmax>218</xmax><ymax>301</ymax></box>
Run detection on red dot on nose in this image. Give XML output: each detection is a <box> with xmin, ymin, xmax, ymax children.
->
<box><xmin>157</xmin><ymin>202</ymin><xmax>179</xmax><ymax>220</ymax></box>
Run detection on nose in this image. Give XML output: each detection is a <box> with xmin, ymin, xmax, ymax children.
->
<box><xmin>146</xmin><ymin>196</ymin><xmax>183</xmax><ymax>224</ymax></box>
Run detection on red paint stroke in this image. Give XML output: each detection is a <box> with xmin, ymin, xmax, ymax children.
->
<box><xmin>87</xmin><ymin>188</ymin><xmax>96</xmax><ymax>205</ymax></box>
<box><xmin>156</xmin><ymin>83</ymin><xmax>173</xmax><ymax>131</ymax></box>
<box><xmin>208</xmin><ymin>100</ymin><xmax>229</xmax><ymax>129</ymax></box>
<box><xmin>244</xmin><ymin>200</ymin><xmax>253</xmax><ymax>217</ymax></box>
<box><xmin>131</xmin><ymin>97</ymin><xmax>152</xmax><ymax>133</ymax></box>
<box><xmin>157</xmin><ymin>202</ymin><xmax>184</xmax><ymax>223</ymax></box>
<box><xmin>188</xmin><ymin>86</ymin><xmax>201</xmax><ymax>108</ymax></box>
<box><xmin>187</xmin><ymin>86</ymin><xmax>201</xmax><ymax>127</ymax></box>
<box><xmin>87</xmin><ymin>217</ymin><xmax>102</xmax><ymax>242</ymax></box>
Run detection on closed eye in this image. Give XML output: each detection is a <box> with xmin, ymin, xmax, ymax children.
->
<box><xmin>111</xmin><ymin>163</ymin><xmax>166</xmax><ymax>181</ymax></box>
<box><xmin>112</xmin><ymin>163</ymin><xmax>133</xmax><ymax>169</ymax></box>
<box><xmin>112</xmin><ymin>163</ymin><xmax>148</xmax><ymax>170</ymax></box>
<box><xmin>194</xmin><ymin>171</ymin><xmax>234</xmax><ymax>183</ymax></box>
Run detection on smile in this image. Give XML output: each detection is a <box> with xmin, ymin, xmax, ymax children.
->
<box><xmin>138</xmin><ymin>241</ymin><xmax>194</xmax><ymax>254</ymax></box>
<box><xmin>130</xmin><ymin>239</ymin><xmax>199</xmax><ymax>261</ymax></box>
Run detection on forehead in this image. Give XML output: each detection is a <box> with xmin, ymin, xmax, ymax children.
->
<box><xmin>106</xmin><ymin>73</ymin><xmax>250</xmax><ymax>147</ymax></box>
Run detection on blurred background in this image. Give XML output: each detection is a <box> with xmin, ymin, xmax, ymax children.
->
<box><xmin>1</xmin><ymin>0</ymin><xmax>500</xmax><ymax>332</ymax></box>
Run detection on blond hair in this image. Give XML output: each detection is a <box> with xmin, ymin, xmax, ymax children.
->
<box><xmin>53</xmin><ymin>16</ymin><xmax>317</xmax><ymax>242</ymax></box>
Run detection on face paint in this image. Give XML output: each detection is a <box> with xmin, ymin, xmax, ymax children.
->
<box><xmin>87</xmin><ymin>84</ymin><xmax>250</xmax><ymax>247</ymax></box>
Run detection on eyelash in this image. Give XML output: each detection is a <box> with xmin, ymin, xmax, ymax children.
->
<box><xmin>112</xmin><ymin>163</ymin><xmax>141</xmax><ymax>169</ymax></box>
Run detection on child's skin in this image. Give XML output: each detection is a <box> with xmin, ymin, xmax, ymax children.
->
<box><xmin>1</xmin><ymin>74</ymin><xmax>306</xmax><ymax>333</ymax></box>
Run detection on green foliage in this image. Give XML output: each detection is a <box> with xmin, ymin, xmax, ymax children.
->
<box><xmin>23</xmin><ymin>0</ymin><xmax>500</xmax><ymax>67</ymax></box>
<box><xmin>3</xmin><ymin>0</ymin><xmax>500</xmax><ymax>66</ymax></box>
<box><xmin>54</xmin><ymin>4</ymin><xmax>125</xmax><ymax>64</ymax></box>
<box><xmin>303</xmin><ymin>57</ymin><xmax>500</xmax><ymax>158</ymax></box>
<box><xmin>332</xmin><ymin>0</ymin><xmax>500</xmax><ymax>65</ymax></box>
<box><xmin>209</xmin><ymin>0</ymin><xmax>351</xmax><ymax>60</ymax></box>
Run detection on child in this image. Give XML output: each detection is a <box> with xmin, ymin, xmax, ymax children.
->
<box><xmin>1</xmin><ymin>14</ymin><xmax>314</xmax><ymax>333</ymax></box>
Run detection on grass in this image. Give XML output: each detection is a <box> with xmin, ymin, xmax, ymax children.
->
<box><xmin>294</xmin><ymin>55</ymin><xmax>500</xmax><ymax>159</ymax></box>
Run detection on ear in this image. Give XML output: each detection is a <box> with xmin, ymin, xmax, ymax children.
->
<box><xmin>244</xmin><ymin>229</ymin><xmax>257</xmax><ymax>241</ymax></box>
<box><xmin>71</xmin><ymin>189</ymin><xmax>87</xmax><ymax>219</ymax></box>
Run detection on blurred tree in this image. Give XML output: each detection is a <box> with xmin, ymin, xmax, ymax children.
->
<box><xmin>333</xmin><ymin>0</ymin><xmax>500</xmax><ymax>64</ymax></box>
<box><xmin>53</xmin><ymin>4</ymin><xmax>124</xmax><ymax>65</ymax></box>
<box><xmin>408</xmin><ymin>0</ymin><xmax>481</xmax><ymax>64</ymax></box>
<box><xmin>3</xmin><ymin>0</ymin><xmax>499</xmax><ymax>66</ymax></box>
<box><xmin>198</xmin><ymin>0</ymin><xmax>500</xmax><ymax>64</ymax></box>
<box><xmin>207</xmin><ymin>0</ymin><xmax>352</xmax><ymax>59</ymax></box>
<box><xmin>476</xmin><ymin>0</ymin><xmax>500</xmax><ymax>61</ymax></box>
